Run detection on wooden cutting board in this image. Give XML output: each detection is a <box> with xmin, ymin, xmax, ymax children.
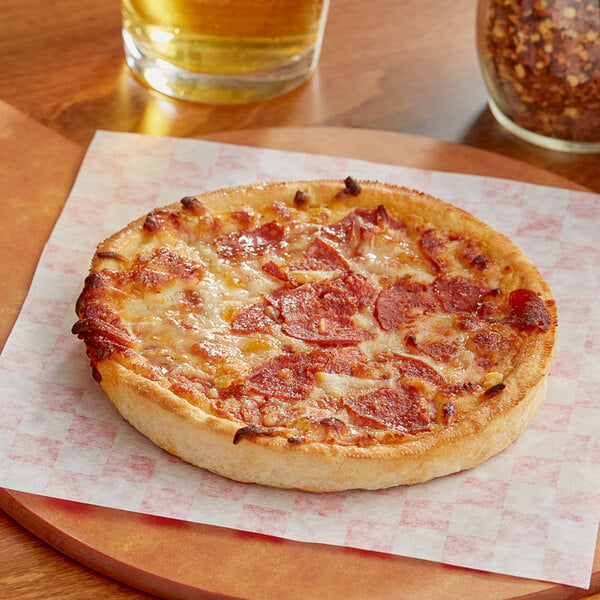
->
<box><xmin>0</xmin><ymin>100</ymin><xmax>597</xmax><ymax>600</ymax></box>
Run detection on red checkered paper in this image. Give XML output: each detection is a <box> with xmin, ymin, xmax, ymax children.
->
<box><xmin>1</xmin><ymin>131</ymin><xmax>599</xmax><ymax>588</ymax></box>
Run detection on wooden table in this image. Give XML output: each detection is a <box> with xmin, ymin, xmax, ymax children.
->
<box><xmin>2</xmin><ymin>0</ymin><xmax>599</xmax><ymax>191</ymax></box>
<box><xmin>1</xmin><ymin>1</ymin><xmax>599</xmax><ymax>598</ymax></box>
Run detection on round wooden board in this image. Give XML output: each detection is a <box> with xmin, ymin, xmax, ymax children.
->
<box><xmin>1</xmin><ymin>126</ymin><xmax>598</xmax><ymax>600</ymax></box>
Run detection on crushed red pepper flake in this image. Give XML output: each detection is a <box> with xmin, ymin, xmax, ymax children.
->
<box><xmin>479</xmin><ymin>0</ymin><xmax>600</xmax><ymax>143</ymax></box>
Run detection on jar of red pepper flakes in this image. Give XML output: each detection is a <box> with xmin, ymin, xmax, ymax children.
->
<box><xmin>477</xmin><ymin>0</ymin><xmax>600</xmax><ymax>153</ymax></box>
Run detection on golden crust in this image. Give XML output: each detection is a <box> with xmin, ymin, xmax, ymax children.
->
<box><xmin>74</xmin><ymin>180</ymin><xmax>557</xmax><ymax>492</ymax></box>
<box><xmin>98</xmin><ymin>360</ymin><xmax>550</xmax><ymax>491</ymax></box>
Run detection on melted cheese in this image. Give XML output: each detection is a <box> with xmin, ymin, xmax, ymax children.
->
<box><xmin>315</xmin><ymin>372</ymin><xmax>395</xmax><ymax>398</ymax></box>
<box><xmin>83</xmin><ymin>196</ymin><xmax>527</xmax><ymax>443</ymax></box>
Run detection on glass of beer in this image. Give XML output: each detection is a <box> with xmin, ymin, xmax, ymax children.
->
<box><xmin>122</xmin><ymin>0</ymin><xmax>331</xmax><ymax>104</ymax></box>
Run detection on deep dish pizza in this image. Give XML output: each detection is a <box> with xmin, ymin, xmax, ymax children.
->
<box><xmin>72</xmin><ymin>179</ymin><xmax>556</xmax><ymax>492</ymax></box>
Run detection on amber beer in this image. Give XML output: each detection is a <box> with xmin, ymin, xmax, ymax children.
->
<box><xmin>122</xmin><ymin>0</ymin><xmax>330</xmax><ymax>104</ymax></box>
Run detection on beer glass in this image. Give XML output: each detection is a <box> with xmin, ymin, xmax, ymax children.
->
<box><xmin>122</xmin><ymin>0</ymin><xmax>331</xmax><ymax>104</ymax></box>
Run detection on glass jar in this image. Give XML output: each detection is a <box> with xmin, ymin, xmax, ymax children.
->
<box><xmin>477</xmin><ymin>0</ymin><xmax>600</xmax><ymax>153</ymax></box>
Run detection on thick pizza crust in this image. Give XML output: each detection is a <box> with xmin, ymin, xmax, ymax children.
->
<box><xmin>98</xmin><ymin>360</ymin><xmax>550</xmax><ymax>491</ymax></box>
<box><xmin>75</xmin><ymin>180</ymin><xmax>557</xmax><ymax>492</ymax></box>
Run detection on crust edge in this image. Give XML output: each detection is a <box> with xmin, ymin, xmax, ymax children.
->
<box><xmin>81</xmin><ymin>179</ymin><xmax>557</xmax><ymax>492</ymax></box>
<box><xmin>98</xmin><ymin>359</ymin><xmax>552</xmax><ymax>492</ymax></box>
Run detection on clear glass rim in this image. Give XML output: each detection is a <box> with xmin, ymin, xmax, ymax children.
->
<box><xmin>488</xmin><ymin>98</ymin><xmax>600</xmax><ymax>155</ymax></box>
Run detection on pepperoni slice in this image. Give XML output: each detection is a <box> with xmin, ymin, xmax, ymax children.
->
<box><xmin>337</xmin><ymin>272</ymin><xmax>378</xmax><ymax>310</ymax></box>
<box><xmin>216</xmin><ymin>221</ymin><xmax>285</xmax><ymax>259</ymax></box>
<box><xmin>392</xmin><ymin>354</ymin><xmax>445</xmax><ymax>385</ymax></box>
<box><xmin>506</xmin><ymin>288</ymin><xmax>551</xmax><ymax>332</ymax></box>
<box><xmin>261</xmin><ymin>260</ymin><xmax>289</xmax><ymax>282</ymax></box>
<box><xmin>246</xmin><ymin>353</ymin><xmax>312</xmax><ymax>400</ymax></box>
<box><xmin>403</xmin><ymin>332</ymin><xmax>460</xmax><ymax>363</ymax></box>
<box><xmin>129</xmin><ymin>268</ymin><xmax>174</xmax><ymax>293</ymax></box>
<box><xmin>305</xmin><ymin>347</ymin><xmax>367</xmax><ymax>378</ymax></box>
<box><xmin>278</xmin><ymin>285</ymin><xmax>317</xmax><ymax>321</ymax></box>
<box><xmin>324</xmin><ymin>207</ymin><xmax>379</xmax><ymax>241</ymax></box>
<box><xmin>231</xmin><ymin>302</ymin><xmax>278</xmax><ymax>333</ymax></box>
<box><xmin>375</xmin><ymin>276</ymin><xmax>438</xmax><ymax>330</ymax></box>
<box><xmin>278</xmin><ymin>283</ymin><xmax>371</xmax><ymax>344</ymax></box>
<box><xmin>343</xmin><ymin>387</ymin><xmax>432</xmax><ymax>433</ymax></box>
<box><xmin>304</xmin><ymin>237</ymin><xmax>349</xmax><ymax>271</ymax></box>
<box><xmin>139</xmin><ymin>247</ymin><xmax>203</xmax><ymax>279</ymax></box>
<box><xmin>121</xmin><ymin>247</ymin><xmax>205</xmax><ymax>293</ymax></box>
<box><xmin>468</xmin><ymin>329</ymin><xmax>519</xmax><ymax>369</ymax></box>
<box><xmin>470</xmin><ymin>330</ymin><xmax>511</xmax><ymax>352</ymax></box>
<box><xmin>317</xmin><ymin>272</ymin><xmax>377</xmax><ymax>316</ymax></box>
<box><xmin>420</xmin><ymin>228</ymin><xmax>447</xmax><ymax>272</ymax></box>
<box><xmin>265</xmin><ymin>285</ymin><xmax>291</xmax><ymax>310</ymax></box>
<box><xmin>275</xmin><ymin>274</ymin><xmax>375</xmax><ymax>345</ymax></box>
<box><xmin>432</xmin><ymin>275</ymin><xmax>486</xmax><ymax>313</ymax></box>
<box><xmin>247</xmin><ymin>348</ymin><xmax>366</xmax><ymax>400</ymax></box>
<box><xmin>416</xmin><ymin>340</ymin><xmax>459</xmax><ymax>363</ymax></box>
<box><xmin>282</xmin><ymin>316</ymin><xmax>373</xmax><ymax>345</ymax></box>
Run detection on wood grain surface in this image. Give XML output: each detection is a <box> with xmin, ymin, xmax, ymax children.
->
<box><xmin>0</xmin><ymin>0</ymin><xmax>598</xmax><ymax>191</ymax></box>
